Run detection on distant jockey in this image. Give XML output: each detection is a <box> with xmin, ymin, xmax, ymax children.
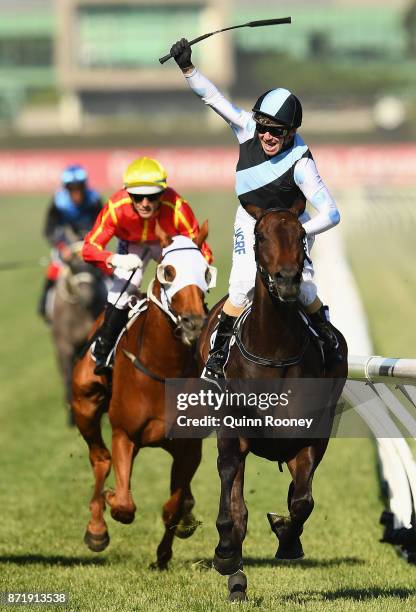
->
<box><xmin>38</xmin><ymin>164</ymin><xmax>102</xmax><ymax>320</ymax></box>
<box><xmin>83</xmin><ymin>156</ymin><xmax>213</xmax><ymax>376</ymax></box>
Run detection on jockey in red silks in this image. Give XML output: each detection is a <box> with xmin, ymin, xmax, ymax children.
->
<box><xmin>38</xmin><ymin>164</ymin><xmax>102</xmax><ymax>320</ymax></box>
<box><xmin>83</xmin><ymin>156</ymin><xmax>213</xmax><ymax>376</ymax></box>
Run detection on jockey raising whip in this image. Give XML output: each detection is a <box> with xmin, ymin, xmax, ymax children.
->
<box><xmin>168</xmin><ymin>38</ymin><xmax>343</xmax><ymax>383</ymax></box>
<box><xmin>159</xmin><ymin>17</ymin><xmax>291</xmax><ymax>64</ymax></box>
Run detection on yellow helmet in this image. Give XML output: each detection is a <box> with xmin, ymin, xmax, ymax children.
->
<box><xmin>123</xmin><ymin>157</ymin><xmax>167</xmax><ymax>195</ymax></box>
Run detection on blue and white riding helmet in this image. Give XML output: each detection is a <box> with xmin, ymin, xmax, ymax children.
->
<box><xmin>61</xmin><ymin>164</ymin><xmax>88</xmax><ymax>187</ymax></box>
<box><xmin>252</xmin><ymin>88</ymin><xmax>302</xmax><ymax>128</ymax></box>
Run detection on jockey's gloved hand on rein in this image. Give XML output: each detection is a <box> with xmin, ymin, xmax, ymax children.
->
<box><xmin>110</xmin><ymin>253</ymin><xmax>143</xmax><ymax>271</ymax></box>
<box><xmin>170</xmin><ymin>38</ymin><xmax>193</xmax><ymax>70</ymax></box>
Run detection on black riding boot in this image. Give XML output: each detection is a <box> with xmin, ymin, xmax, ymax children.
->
<box><xmin>38</xmin><ymin>278</ymin><xmax>55</xmax><ymax>321</ymax></box>
<box><xmin>202</xmin><ymin>312</ymin><xmax>237</xmax><ymax>382</ymax></box>
<box><xmin>308</xmin><ymin>305</ymin><xmax>342</xmax><ymax>368</ymax></box>
<box><xmin>93</xmin><ymin>304</ymin><xmax>129</xmax><ymax>376</ymax></box>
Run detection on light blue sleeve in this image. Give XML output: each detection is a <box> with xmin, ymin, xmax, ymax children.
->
<box><xmin>185</xmin><ymin>68</ymin><xmax>255</xmax><ymax>143</ymax></box>
<box><xmin>294</xmin><ymin>157</ymin><xmax>340</xmax><ymax>236</ymax></box>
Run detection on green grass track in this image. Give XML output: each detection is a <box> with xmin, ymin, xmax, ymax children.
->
<box><xmin>0</xmin><ymin>193</ymin><xmax>415</xmax><ymax>611</ymax></box>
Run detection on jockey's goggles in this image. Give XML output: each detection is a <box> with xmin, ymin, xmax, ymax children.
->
<box><xmin>66</xmin><ymin>181</ymin><xmax>86</xmax><ymax>190</ymax></box>
<box><xmin>255</xmin><ymin>122</ymin><xmax>290</xmax><ymax>137</ymax></box>
<box><xmin>130</xmin><ymin>192</ymin><xmax>162</xmax><ymax>203</ymax></box>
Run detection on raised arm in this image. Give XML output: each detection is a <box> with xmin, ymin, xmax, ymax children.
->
<box><xmin>170</xmin><ymin>38</ymin><xmax>254</xmax><ymax>141</ymax></box>
<box><xmin>294</xmin><ymin>157</ymin><xmax>340</xmax><ymax>237</ymax></box>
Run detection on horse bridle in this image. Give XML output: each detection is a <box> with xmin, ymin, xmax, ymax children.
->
<box><xmin>148</xmin><ymin>246</ymin><xmax>204</xmax><ymax>333</ymax></box>
<box><xmin>124</xmin><ymin>246</ymin><xmax>205</xmax><ymax>382</ymax></box>
<box><xmin>254</xmin><ymin>207</ymin><xmax>311</xmax><ymax>301</ymax></box>
<box><xmin>232</xmin><ymin>208</ymin><xmax>313</xmax><ymax>368</ymax></box>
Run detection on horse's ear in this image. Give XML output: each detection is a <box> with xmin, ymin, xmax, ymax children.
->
<box><xmin>155</xmin><ymin>219</ymin><xmax>172</xmax><ymax>248</ymax></box>
<box><xmin>195</xmin><ymin>219</ymin><xmax>209</xmax><ymax>248</ymax></box>
<box><xmin>245</xmin><ymin>205</ymin><xmax>264</xmax><ymax>220</ymax></box>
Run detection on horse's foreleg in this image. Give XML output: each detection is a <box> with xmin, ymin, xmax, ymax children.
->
<box><xmin>213</xmin><ymin>437</ymin><xmax>244</xmax><ymax>576</ymax></box>
<box><xmin>153</xmin><ymin>440</ymin><xmax>202</xmax><ymax>570</ymax></box>
<box><xmin>105</xmin><ymin>428</ymin><xmax>137</xmax><ymax>524</ymax></box>
<box><xmin>269</xmin><ymin>443</ymin><xmax>327</xmax><ymax>560</ymax></box>
<box><xmin>73</xmin><ymin>395</ymin><xmax>111</xmax><ymax>552</ymax></box>
<box><xmin>230</xmin><ymin>458</ymin><xmax>248</xmax><ymax>558</ymax></box>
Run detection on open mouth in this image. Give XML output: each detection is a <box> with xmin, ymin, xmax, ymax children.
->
<box><xmin>262</xmin><ymin>141</ymin><xmax>280</xmax><ymax>152</ymax></box>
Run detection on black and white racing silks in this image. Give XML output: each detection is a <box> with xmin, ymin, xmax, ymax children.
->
<box><xmin>185</xmin><ymin>69</ymin><xmax>340</xmax><ymax>238</ymax></box>
<box><xmin>183</xmin><ymin>68</ymin><xmax>340</xmax><ymax>309</ymax></box>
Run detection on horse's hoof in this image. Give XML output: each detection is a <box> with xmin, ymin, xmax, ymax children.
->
<box><xmin>149</xmin><ymin>560</ymin><xmax>169</xmax><ymax>571</ymax></box>
<box><xmin>174</xmin><ymin>513</ymin><xmax>201</xmax><ymax>539</ymax></box>
<box><xmin>110</xmin><ymin>507</ymin><xmax>135</xmax><ymax>524</ymax></box>
<box><xmin>267</xmin><ymin>512</ymin><xmax>289</xmax><ymax>534</ymax></box>
<box><xmin>275</xmin><ymin>537</ymin><xmax>304</xmax><ymax>561</ymax></box>
<box><xmin>83</xmin><ymin>529</ymin><xmax>110</xmax><ymax>553</ymax></box>
<box><xmin>105</xmin><ymin>490</ymin><xmax>135</xmax><ymax>524</ymax></box>
<box><xmin>228</xmin><ymin>570</ymin><xmax>247</xmax><ymax>602</ymax></box>
<box><xmin>229</xmin><ymin>590</ymin><xmax>247</xmax><ymax>602</ymax></box>
<box><xmin>213</xmin><ymin>551</ymin><xmax>242</xmax><ymax>576</ymax></box>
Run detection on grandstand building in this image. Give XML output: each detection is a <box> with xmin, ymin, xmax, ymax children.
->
<box><xmin>0</xmin><ymin>0</ymin><xmax>414</xmax><ymax>131</ymax></box>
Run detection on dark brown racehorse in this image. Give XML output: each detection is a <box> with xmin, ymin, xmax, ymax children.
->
<box><xmin>72</xmin><ymin>227</ymin><xmax>213</xmax><ymax>568</ymax></box>
<box><xmin>198</xmin><ymin>207</ymin><xmax>348</xmax><ymax>601</ymax></box>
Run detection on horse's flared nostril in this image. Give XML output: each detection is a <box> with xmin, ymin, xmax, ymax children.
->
<box><xmin>181</xmin><ymin>315</ymin><xmax>205</xmax><ymax>330</ymax></box>
<box><xmin>275</xmin><ymin>267</ymin><xmax>299</xmax><ymax>282</ymax></box>
<box><xmin>178</xmin><ymin>315</ymin><xmax>206</xmax><ymax>344</ymax></box>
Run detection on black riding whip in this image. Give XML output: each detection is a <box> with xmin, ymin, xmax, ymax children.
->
<box><xmin>159</xmin><ymin>17</ymin><xmax>291</xmax><ymax>64</ymax></box>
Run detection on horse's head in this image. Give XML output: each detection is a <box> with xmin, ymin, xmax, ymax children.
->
<box><xmin>247</xmin><ymin>206</ymin><xmax>309</xmax><ymax>303</ymax></box>
<box><xmin>153</xmin><ymin>226</ymin><xmax>215</xmax><ymax>346</ymax></box>
<box><xmin>61</xmin><ymin>244</ymin><xmax>107</xmax><ymax>313</ymax></box>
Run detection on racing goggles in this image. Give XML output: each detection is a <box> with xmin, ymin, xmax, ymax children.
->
<box><xmin>66</xmin><ymin>181</ymin><xmax>86</xmax><ymax>191</ymax></box>
<box><xmin>255</xmin><ymin>122</ymin><xmax>290</xmax><ymax>137</ymax></box>
<box><xmin>130</xmin><ymin>192</ymin><xmax>162</xmax><ymax>203</ymax></box>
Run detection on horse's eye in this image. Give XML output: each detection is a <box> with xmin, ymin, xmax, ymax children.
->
<box><xmin>256</xmin><ymin>233</ymin><xmax>265</xmax><ymax>243</ymax></box>
<box><xmin>205</xmin><ymin>268</ymin><xmax>212</xmax><ymax>286</ymax></box>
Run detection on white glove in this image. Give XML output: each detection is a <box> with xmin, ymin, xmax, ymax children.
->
<box><xmin>109</xmin><ymin>253</ymin><xmax>143</xmax><ymax>271</ymax></box>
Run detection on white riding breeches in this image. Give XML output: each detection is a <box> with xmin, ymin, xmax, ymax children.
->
<box><xmin>107</xmin><ymin>241</ymin><xmax>161</xmax><ymax>309</ymax></box>
<box><xmin>228</xmin><ymin>205</ymin><xmax>317</xmax><ymax>309</ymax></box>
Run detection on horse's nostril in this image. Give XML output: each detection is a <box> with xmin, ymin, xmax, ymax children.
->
<box><xmin>181</xmin><ymin>315</ymin><xmax>205</xmax><ymax>333</ymax></box>
<box><xmin>275</xmin><ymin>269</ymin><xmax>298</xmax><ymax>282</ymax></box>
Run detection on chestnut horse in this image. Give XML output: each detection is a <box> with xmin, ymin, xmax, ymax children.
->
<box><xmin>198</xmin><ymin>207</ymin><xmax>348</xmax><ymax>601</ymax></box>
<box><xmin>72</xmin><ymin>230</ymin><xmax>215</xmax><ymax>568</ymax></box>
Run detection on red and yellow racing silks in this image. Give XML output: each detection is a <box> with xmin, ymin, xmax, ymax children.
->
<box><xmin>83</xmin><ymin>187</ymin><xmax>213</xmax><ymax>274</ymax></box>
